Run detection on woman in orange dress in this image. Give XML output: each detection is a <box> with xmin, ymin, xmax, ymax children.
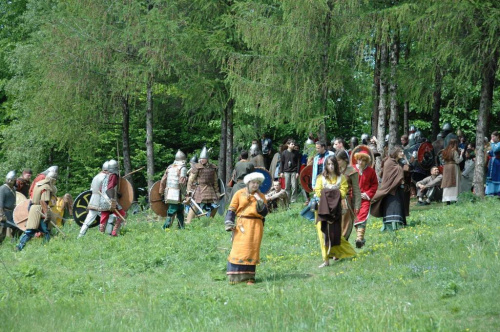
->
<box><xmin>225</xmin><ymin>172</ymin><xmax>268</xmax><ymax>284</ymax></box>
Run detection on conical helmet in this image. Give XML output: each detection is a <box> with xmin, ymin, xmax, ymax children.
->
<box><xmin>190</xmin><ymin>154</ymin><xmax>198</xmax><ymax>164</ymax></box>
<box><xmin>175</xmin><ymin>149</ymin><xmax>186</xmax><ymax>161</ymax></box>
<box><xmin>305</xmin><ymin>138</ymin><xmax>314</xmax><ymax>145</ymax></box>
<box><xmin>6</xmin><ymin>171</ymin><xmax>16</xmax><ymax>182</ymax></box>
<box><xmin>102</xmin><ymin>161</ymin><xmax>109</xmax><ymax>171</ymax></box>
<box><xmin>47</xmin><ymin>170</ymin><xmax>58</xmax><ymax>180</ymax></box>
<box><xmin>199</xmin><ymin>146</ymin><xmax>209</xmax><ymax>160</ymax></box>
<box><xmin>249</xmin><ymin>143</ymin><xmax>260</xmax><ymax>156</ymax></box>
<box><xmin>107</xmin><ymin>159</ymin><xmax>119</xmax><ymax>175</ymax></box>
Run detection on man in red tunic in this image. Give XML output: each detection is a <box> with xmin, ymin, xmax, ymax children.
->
<box><xmin>353</xmin><ymin>151</ymin><xmax>378</xmax><ymax>248</ymax></box>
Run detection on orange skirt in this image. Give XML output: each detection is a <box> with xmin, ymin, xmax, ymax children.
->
<box><xmin>227</xmin><ymin>217</ymin><xmax>264</xmax><ymax>266</ymax></box>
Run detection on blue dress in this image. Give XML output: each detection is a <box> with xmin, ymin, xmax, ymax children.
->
<box><xmin>485</xmin><ymin>141</ymin><xmax>500</xmax><ymax>196</ymax></box>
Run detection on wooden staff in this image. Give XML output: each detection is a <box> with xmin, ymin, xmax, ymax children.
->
<box><xmin>123</xmin><ymin>166</ymin><xmax>145</xmax><ymax>178</ymax></box>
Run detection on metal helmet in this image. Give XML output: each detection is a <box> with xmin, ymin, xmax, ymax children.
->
<box><xmin>199</xmin><ymin>146</ymin><xmax>209</xmax><ymax>160</ymax></box>
<box><xmin>385</xmin><ymin>134</ymin><xmax>389</xmax><ymax>142</ymax></box>
<box><xmin>409</xmin><ymin>125</ymin><xmax>416</xmax><ymax>133</ymax></box>
<box><xmin>442</xmin><ymin>122</ymin><xmax>453</xmax><ymax>132</ymax></box>
<box><xmin>175</xmin><ymin>149</ymin><xmax>187</xmax><ymax>161</ymax></box>
<box><xmin>414</xmin><ymin>130</ymin><xmax>422</xmax><ymax>140</ymax></box>
<box><xmin>361</xmin><ymin>133</ymin><xmax>370</xmax><ymax>141</ymax></box>
<box><xmin>350</xmin><ymin>136</ymin><xmax>359</xmax><ymax>146</ymax></box>
<box><xmin>107</xmin><ymin>159</ymin><xmax>119</xmax><ymax>175</ymax></box>
<box><xmin>190</xmin><ymin>154</ymin><xmax>198</xmax><ymax>164</ymax></box>
<box><xmin>6</xmin><ymin>171</ymin><xmax>16</xmax><ymax>182</ymax></box>
<box><xmin>249</xmin><ymin>143</ymin><xmax>260</xmax><ymax>156</ymax></box>
<box><xmin>46</xmin><ymin>170</ymin><xmax>58</xmax><ymax>180</ymax></box>
<box><xmin>48</xmin><ymin>165</ymin><xmax>59</xmax><ymax>174</ymax></box>
<box><xmin>102</xmin><ymin>161</ymin><xmax>109</xmax><ymax>171</ymax></box>
<box><xmin>305</xmin><ymin>138</ymin><xmax>314</xmax><ymax>145</ymax></box>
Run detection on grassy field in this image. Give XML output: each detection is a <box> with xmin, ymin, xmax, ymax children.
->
<box><xmin>1</xmin><ymin>196</ymin><xmax>499</xmax><ymax>331</ymax></box>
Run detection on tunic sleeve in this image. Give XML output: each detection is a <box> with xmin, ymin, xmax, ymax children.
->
<box><xmin>314</xmin><ymin>175</ymin><xmax>324</xmax><ymax>198</ymax></box>
<box><xmin>350</xmin><ymin>172</ymin><xmax>361</xmax><ymax>210</ymax></box>
<box><xmin>339</xmin><ymin>175</ymin><xmax>348</xmax><ymax>198</ymax></box>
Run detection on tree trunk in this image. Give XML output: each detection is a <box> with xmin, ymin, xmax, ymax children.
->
<box><xmin>431</xmin><ymin>66</ymin><xmax>442</xmax><ymax>141</ymax></box>
<box><xmin>318</xmin><ymin>0</ymin><xmax>333</xmax><ymax>143</ymax></box>
<box><xmin>473</xmin><ymin>50</ymin><xmax>498</xmax><ymax>197</ymax></box>
<box><xmin>218</xmin><ymin>105</ymin><xmax>227</xmax><ymax>185</ymax></box>
<box><xmin>121</xmin><ymin>95</ymin><xmax>134</xmax><ymax>189</ymax></box>
<box><xmin>372</xmin><ymin>43</ymin><xmax>380</xmax><ymax>138</ymax></box>
<box><xmin>403</xmin><ymin>101</ymin><xmax>409</xmax><ymax>136</ymax></box>
<box><xmin>388</xmin><ymin>32</ymin><xmax>400</xmax><ymax>152</ymax></box>
<box><xmin>225</xmin><ymin>98</ymin><xmax>234</xmax><ymax>186</ymax></box>
<box><xmin>146</xmin><ymin>78</ymin><xmax>155</xmax><ymax>190</ymax></box>
<box><xmin>376</xmin><ymin>42</ymin><xmax>389</xmax><ymax>174</ymax></box>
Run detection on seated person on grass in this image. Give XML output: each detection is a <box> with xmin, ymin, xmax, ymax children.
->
<box><xmin>416</xmin><ymin>166</ymin><xmax>442</xmax><ymax>205</ymax></box>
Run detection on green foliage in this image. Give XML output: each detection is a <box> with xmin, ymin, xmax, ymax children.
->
<box><xmin>1</xmin><ymin>199</ymin><xmax>499</xmax><ymax>330</ymax></box>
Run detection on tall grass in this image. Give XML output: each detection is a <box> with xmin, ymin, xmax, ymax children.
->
<box><xmin>1</xmin><ymin>197</ymin><xmax>499</xmax><ymax>331</ymax></box>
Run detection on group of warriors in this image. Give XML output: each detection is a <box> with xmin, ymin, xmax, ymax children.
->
<box><xmin>1</xmin><ymin>124</ymin><xmax>498</xmax><ymax>285</ymax></box>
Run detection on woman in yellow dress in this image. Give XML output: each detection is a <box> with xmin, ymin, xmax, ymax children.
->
<box><xmin>225</xmin><ymin>172</ymin><xmax>268</xmax><ymax>284</ymax></box>
<box><xmin>314</xmin><ymin>156</ymin><xmax>356</xmax><ymax>268</ymax></box>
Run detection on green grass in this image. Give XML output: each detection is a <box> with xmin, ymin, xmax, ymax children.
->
<box><xmin>1</xmin><ymin>197</ymin><xmax>499</xmax><ymax>331</ymax></box>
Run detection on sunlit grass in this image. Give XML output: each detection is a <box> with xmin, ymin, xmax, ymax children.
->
<box><xmin>1</xmin><ymin>197</ymin><xmax>499</xmax><ymax>331</ymax></box>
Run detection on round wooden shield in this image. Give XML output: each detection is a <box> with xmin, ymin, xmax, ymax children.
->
<box><xmin>350</xmin><ymin>145</ymin><xmax>375</xmax><ymax>168</ymax></box>
<box><xmin>300</xmin><ymin>165</ymin><xmax>313</xmax><ymax>193</ymax></box>
<box><xmin>16</xmin><ymin>192</ymin><xmax>27</xmax><ymax>206</ymax></box>
<box><xmin>149</xmin><ymin>181</ymin><xmax>168</xmax><ymax>217</ymax></box>
<box><xmin>72</xmin><ymin>190</ymin><xmax>99</xmax><ymax>228</ymax></box>
<box><xmin>13</xmin><ymin>199</ymin><xmax>30</xmax><ymax>231</ymax></box>
<box><xmin>254</xmin><ymin>167</ymin><xmax>272</xmax><ymax>194</ymax></box>
<box><xmin>118</xmin><ymin>178</ymin><xmax>134</xmax><ymax>212</ymax></box>
<box><xmin>417</xmin><ymin>142</ymin><xmax>435</xmax><ymax>170</ymax></box>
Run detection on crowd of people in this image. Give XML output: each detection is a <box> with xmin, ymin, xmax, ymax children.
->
<box><xmin>1</xmin><ymin>124</ymin><xmax>498</xmax><ymax>285</ymax></box>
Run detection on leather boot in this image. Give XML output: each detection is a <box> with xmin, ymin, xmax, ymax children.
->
<box><xmin>355</xmin><ymin>227</ymin><xmax>366</xmax><ymax>248</ymax></box>
<box><xmin>111</xmin><ymin>219</ymin><xmax>122</xmax><ymax>236</ymax></box>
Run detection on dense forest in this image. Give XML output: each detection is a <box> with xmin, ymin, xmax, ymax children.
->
<box><xmin>0</xmin><ymin>0</ymin><xmax>499</xmax><ymax>197</ymax></box>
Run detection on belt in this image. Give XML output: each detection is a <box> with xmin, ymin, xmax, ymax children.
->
<box><xmin>239</xmin><ymin>215</ymin><xmax>262</xmax><ymax>220</ymax></box>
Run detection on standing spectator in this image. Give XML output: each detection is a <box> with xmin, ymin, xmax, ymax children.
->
<box><xmin>441</xmin><ymin>139</ymin><xmax>463</xmax><ymax>204</ymax></box>
<box><xmin>333</xmin><ymin>138</ymin><xmax>347</xmax><ymax>155</ymax></box>
<box><xmin>485</xmin><ymin>131</ymin><xmax>500</xmax><ymax>196</ymax></box>
<box><xmin>371</xmin><ymin>146</ymin><xmax>409</xmax><ymax>231</ymax></box>
<box><xmin>261</xmin><ymin>133</ymin><xmax>273</xmax><ymax>170</ymax></box>
<box><xmin>311</xmin><ymin>141</ymin><xmax>334</xmax><ymax>190</ymax></box>
<box><xmin>228</xmin><ymin>150</ymin><xmax>255</xmax><ymax>202</ymax></box>
<box><xmin>460</xmin><ymin>149</ymin><xmax>475</xmax><ymax>194</ymax></box>
<box><xmin>280</xmin><ymin>139</ymin><xmax>301</xmax><ymax>203</ymax></box>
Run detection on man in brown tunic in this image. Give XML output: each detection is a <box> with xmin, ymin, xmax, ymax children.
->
<box><xmin>185</xmin><ymin>146</ymin><xmax>220</xmax><ymax>224</ymax></box>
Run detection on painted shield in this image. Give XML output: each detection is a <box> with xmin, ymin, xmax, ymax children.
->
<box><xmin>217</xmin><ymin>178</ymin><xmax>226</xmax><ymax>215</ymax></box>
<box><xmin>350</xmin><ymin>145</ymin><xmax>375</xmax><ymax>169</ymax></box>
<box><xmin>300</xmin><ymin>165</ymin><xmax>313</xmax><ymax>193</ymax></box>
<box><xmin>254</xmin><ymin>167</ymin><xmax>272</xmax><ymax>194</ymax></box>
<box><xmin>16</xmin><ymin>192</ymin><xmax>27</xmax><ymax>206</ymax></box>
<box><xmin>72</xmin><ymin>190</ymin><xmax>99</xmax><ymax>228</ymax></box>
<box><xmin>149</xmin><ymin>180</ymin><xmax>168</xmax><ymax>217</ymax></box>
<box><xmin>417</xmin><ymin>142</ymin><xmax>436</xmax><ymax>170</ymax></box>
<box><xmin>118</xmin><ymin>178</ymin><xmax>134</xmax><ymax>212</ymax></box>
<box><xmin>13</xmin><ymin>199</ymin><xmax>30</xmax><ymax>231</ymax></box>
